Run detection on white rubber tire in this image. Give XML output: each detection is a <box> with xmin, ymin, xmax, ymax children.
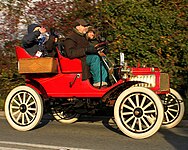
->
<box><xmin>5</xmin><ymin>86</ymin><xmax>43</xmax><ymax>131</ymax></box>
<box><xmin>114</xmin><ymin>87</ymin><xmax>164</xmax><ymax>139</ymax></box>
<box><xmin>161</xmin><ymin>88</ymin><xmax>185</xmax><ymax>128</ymax></box>
<box><xmin>51</xmin><ymin>108</ymin><xmax>79</xmax><ymax>124</ymax></box>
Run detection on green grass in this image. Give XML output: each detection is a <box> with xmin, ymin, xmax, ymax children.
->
<box><xmin>0</xmin><ymin>99</ymin><xmax>4</xmax><ymax>111</ymax></box>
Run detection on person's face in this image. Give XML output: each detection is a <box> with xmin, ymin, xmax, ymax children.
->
<box><xmin>87</xmin><ymin>30</ymin><xmax>95</xmax><ymax>39</ymax></box>
<box><xmin>33</xmin><ymin>26</ymin><xmax>46</xmax><ymax>34</ymax></box>
<box><xmin>77</xmin><ymin>25</ymin><xmax>88</xmax><ymax>34</ymax></box>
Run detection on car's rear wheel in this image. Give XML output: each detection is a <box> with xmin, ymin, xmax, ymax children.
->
<box><xmin>160</xmin><ymin>88</ymin><xmax>185</xmax><ymax>128</ymax></box>
<box><xmin>51</xmin><ymin>100</ymin><xmax>80</xmax><ymax>124</ymax></box>
<box><xmin>114</xmin><ymin>87</ymin><xmax>164</xmax><ymax>139</ymax></box>
<box><xmin>5</xmin><ymin>86</ymin><xmax>43</xmax><ymax>131</ymax></box>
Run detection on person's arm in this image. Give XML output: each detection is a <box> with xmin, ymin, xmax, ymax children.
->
<box><xmin>22</xmin><ymin>31</ymin><xmax>40</xmax><ymax>48</ymax></box>
<box><xmin>44</xmin><ymin>35</ymin><xmax>56</xmax><ymax>52</ymax></box>
<box><xmin>85</xmin><ymin>44</ymin><xmax>98</xmax><ymax>54</ymax></box>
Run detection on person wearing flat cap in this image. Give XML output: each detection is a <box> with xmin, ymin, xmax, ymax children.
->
<box><xmin>63</xmin><ymin>19</ymin><xmax>108</xmax><ymax>87</ymax></box>
<box><xmin>63</xmin><ymin>19</ymin><xmax>90</xmax><ymax>81</ymax></box>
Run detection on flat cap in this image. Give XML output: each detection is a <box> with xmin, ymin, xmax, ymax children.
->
<box><xmin>74</xmin><ymin>19</ymin><xmax>89</xmax><ymax>26</ymax></box>
<box><xmin>87</xmin><ymin>26</ymin><xmax>95</xmax><ymax>32</ymax></box>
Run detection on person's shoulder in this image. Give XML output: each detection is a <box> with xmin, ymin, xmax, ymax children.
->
<box><xmin>66</xmin><ymin>31</ymin><xmax>80</xmax><ymax>41</ymax></box>
<box><xmin>66</xmin><ymin>32</ymin><xmax>73</xmax><ymax>38</ymax></box>
<box><xmin>67</xmin><ymin>30</ymin><xmax>78</xmax><ymax>37</ymax></box>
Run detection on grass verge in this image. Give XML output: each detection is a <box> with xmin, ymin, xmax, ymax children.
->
<box><xmin>0</xmin><ymin>99</ymin><xmax>4</xmax><ymax>111</ymax></box>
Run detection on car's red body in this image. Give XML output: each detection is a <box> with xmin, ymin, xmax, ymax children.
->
<box><xmin>15</xmin><ymin>46</ymin><xmax>169</xmax><ymax>99</ymax></box>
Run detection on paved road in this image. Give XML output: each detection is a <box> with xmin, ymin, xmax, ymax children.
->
<box><xmin>0</xmin><ymin>112</ymin><xmax>188</xmax><ymax>150</ymax></box>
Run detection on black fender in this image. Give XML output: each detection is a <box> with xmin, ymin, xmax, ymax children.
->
<box><xmin>102</xmin><ymin>81</ymin><xmax>142</xmax><ymax>105</ymax></box>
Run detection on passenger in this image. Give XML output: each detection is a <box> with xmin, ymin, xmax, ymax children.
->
<box><xmin>63</xmin><ymin>19</ymin><xmax>108</xmax><ymax>87</ymax></box>
<box><xmin>85</xmin><ymin>27</ymin><xmax>108</xmax><ymax>87</ymax></box>
<box><xmin>22</xmin><ymin>23</ymin><xmax>48</xmax><ymax>57</ymax></box>
<box><xmin>22</xmin><ymin>24</ymin><xmax>57</xmax><ymax>57</ymax></box>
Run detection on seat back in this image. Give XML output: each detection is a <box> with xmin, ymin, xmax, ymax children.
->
<box><xmin>56</xmin><ymin>48</ymin><xmax>82</xmax><ymax>73</ymax></box>
<box><xmin>15</xmin><ymin>46</ymin><xmax>32</xmax><ymax>60</ymax></box>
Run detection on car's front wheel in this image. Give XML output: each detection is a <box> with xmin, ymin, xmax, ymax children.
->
<box><xmin>114</xmin><ymin>87</ymin><xmax>164</xmax><ymax>139</ymax></box>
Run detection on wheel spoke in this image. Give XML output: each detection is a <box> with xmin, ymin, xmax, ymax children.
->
<box><xmin>124</xmin><ymin>115</ymin><xmax>134</xmax><ymax>124</ymax></box>
<box><xmin>24</xmin><ymin>112</ymin><xmax>31</xmax><ymax>124</ymax></box>
<box><xmin>141</xmin><ymin>117</ymin><xmax>150</xmax><ymax>128</ymax></box>
<box><xmin>17</xmin><ymin>94</ymin><xmax>23</xmax><ymax>104</ymax></box>
<box><xmin>136</xmin><ymin>94</ymin><xmax>139</xmax><ymax>107</ymax></box>
<box><xmin>22</xmin><ymin>113</ymin><xmax>25</xmax><ymax>125</ymax></box>
<box><xmin>11</xmin><ymin>106</ymin><xmax>20</xmax><ymax>110</ymax></box>
<box><xmin>140</xmin><ymin>96</ymin><xmax>146</xmax><ymax>107</ymax></box>
<box><xmin>13</xmin><ymin>98</ymin><xmax>20</xmax><ymax>106</ymax></box>
<box><xmin>166</xmin><ymin>110</ymin><xmax>175</xmax><ymax>119</ymax></box>
<box><xmin>168</xmin><ymin>103</ymin><xmax>178</xmax><ymax>108</ymax></box>
<box><xmin>144</xmin><ymin>109</ymin><xmax>156</xmax><ymax>114</ymax></box>
<box><xmin>123</xmin><ymin>104</ymin><xmax>134</xmax><ymax>111</ymax></box>
<box><xmin>122</xmin><ymin>111</ymin><xmax>134</xmax><ymax>115</ymax></box>
<box><xmin>164</xmin><ymin>112</ymin><xmax>170</xmax><ymax>122</ymax></box>
<box><xmin>128</xmin><ymin>98</ymin><xmax>136</xmax><ymax>108</ymax></box>
<box><xmin>168</xmin><ymin>108</ymin><xmax>178</xmax><ymax>113</ymax></box>
<box><xmin>28</xmin><ymin>107</ymin><xmax>37</xmax><ymax>111</ymax></box>
<box><xmin>26</xmin><ymin>110</ymin><xmax>35</xmax><ymax>118</ymax></box>
<box><xmin>144</xmin><ymin>114</ymin><xmax>156</xmax><ymax>124</ymax></box>
<box><xmin>143</xmin><ymin>101</ymin><xmax>153</xmax><ymax>110</ymax></box>
<box><xmin>25</xmin><ymin>95</ymin><xmax>32</xmax><ymax>104</ymax></box>
<box><xmin>131</xmin><ymin>118</ymin><xmax>137</xmax><ymax>129</ymax></box>
<box><xmin>27</xmin><ymin>101</ymin><xmax>35</xmax><ymax>107</ymax></box>
<box><xmin>16</xmin><ymin>112</ymin><xmax>22</xmax><ymax>122</ymax></box>
<box><xmin>138</xmin><ymin>118</ymin><xmax>142</xmax><ymax>131</ymax></box>
<box><xmin>22</xmin><ymin>92</ymin><xmax>26</xmax><ymax>104</ymax></box>
<box><xmin>12</xmin><ymin>109</ymin><xmax>20</xmax><ymax>116</ymax></box>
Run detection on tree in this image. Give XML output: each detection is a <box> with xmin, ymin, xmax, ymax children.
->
<box><xmin>25</xmin><ymin>0</ymin><xmax>98</xmax><ymax>36</ymax></box>
<box><xmin>0</xmin><ymin>0</ymin><xmax>28</xmax><ymax>44</ymax></box>
<box><xmin>93</xmin><ymin>0</ymin><xmax>188</xmax><ymax>89</ymax></box>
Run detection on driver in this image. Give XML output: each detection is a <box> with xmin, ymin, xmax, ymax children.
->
<box><xmin>63</xmin><ymin>19</ymin><xmax>108</xmax><ymax>88</ymax></box>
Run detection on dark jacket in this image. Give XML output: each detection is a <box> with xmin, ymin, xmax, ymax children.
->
<box><xmin>63</xmin><ymin>29</ymin><xmax>91</xmax><ymax>80</ymax></box>
<box><xmin>22</xmin><ymin>24</ymin><xmax>43</xmax><ymax>56</ymax></box>
<box><xmin>22</xmin><ymin>24</ymin><xmax>57</xmax><ymax>57</ymax></box>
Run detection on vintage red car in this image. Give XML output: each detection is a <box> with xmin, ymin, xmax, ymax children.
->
<box><xmin>4</xmin><ymin>45</ymin><xmax>185</xmax><ymax>139</ymax></box>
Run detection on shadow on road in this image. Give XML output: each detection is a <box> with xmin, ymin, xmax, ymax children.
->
<box><xmin>34</xmin><ymin>113</ymin><xmax>54</xmax><ymax>130</ymax></box>
<box><xmin>159</xmin><ymin>127</ymin><xmax>188</xmax><ymax>150</ymax></box>
<box><xmin>79</xmin><ymin>115</ymin><xmax>125</xmax><ymax>136</ymax></box>
<box><xmin>102</xmin><ymin>117</ymin><xmax>124</xmax><ymax>136</ymax></box>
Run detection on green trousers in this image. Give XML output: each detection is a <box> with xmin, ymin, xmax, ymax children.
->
<box><xmin>86</xmin><ymin>55</ymin><xmax>108</xmax><ymax>84</ymax></box>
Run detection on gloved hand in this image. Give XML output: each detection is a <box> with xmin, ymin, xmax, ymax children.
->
<box><xmin>85</xmin><ymin>45</ymin><xmax>98</xmax><ymax>54</ymax></box>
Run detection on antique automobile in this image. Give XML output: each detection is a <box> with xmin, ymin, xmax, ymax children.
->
<box><xmin>4</xmin><ymin>44</ymin><xmax>184</xmax><ymax>139</ymax></box>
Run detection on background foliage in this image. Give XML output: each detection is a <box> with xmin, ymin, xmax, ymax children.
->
<box><xmin>0</xmin><ymin>0</ymin><xmax>187</xmax><ymax>111</ymax></box>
